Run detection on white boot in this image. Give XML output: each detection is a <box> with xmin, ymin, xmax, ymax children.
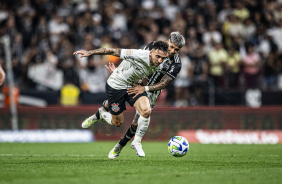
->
<box><xmin>108</xmin><ymin>142</ymin><xmax>124</xmax><ymax>159</ymax></box>
<box><xmin>131</xmin><ymin>116</ymin><xmax>150</xmax><ymax>157</ymax></box>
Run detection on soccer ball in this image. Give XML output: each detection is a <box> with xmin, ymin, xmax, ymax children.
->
<box><xmin>168</xmin><ymin>136</ymin><xmax>189</xmax><ymax>157</ymax></box>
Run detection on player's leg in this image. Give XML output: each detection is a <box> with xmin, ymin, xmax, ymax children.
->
<box><xmin>112</xmin><ymin>91</ymin><xmax>158</xmax><ymax>147</ymax></box>
<box><xmin>108</xmin><ymin>111</ymin><xmax>139</xmax><ymax>159</ymax></box>
<box><xmin>119</xmin><ymin>110</ymin><xmax>139</xmax><ymax>145</ymax></box>
<box><xmin>99</xmin><ymin>103</ymin><xmax>126</xmax><ymax>127</ymax></box>
<box><xmin>109</xmin><ymin>90</ymin><xmax>148</xmax><ymax>159</ymax></box>
<box><xmin>83</xmin><ymin>98</ymin><xmax>124</xmax><ymax>128</ymax></box>
<box><xmin>131</xmin><ymin>112</ymin><xmax>139</xmax><ymax>130</ymax></box>
<box><xmin>133</xmin><ymin>92</ymin><xmax>158</xmax><ymax>143</ymax></box>
<box><xmin>81</xmin><ymin>100</ymin><xmax>110</xmax><ymax>128</ymax></box>
<box><xmin>82</xmin><ymin>81</ymin><xmax>127</xmax><ymax>128</ymax></box>
<box><xmin>99</xmin><ymin>106</ymin><xmax>127</xmax><ymax>127</ymax></box>
<box><xmin>109</xmin><ymin>91</ymin><xmax>159</xmax><ymax>159</ymax></box>
<box><xmin>100</xmin><ymin>82</ymin><xmax>129</xmax><ymax>127</ymax></box>
<box><xmin>131</xmin><ymin>96</ymin><xmax>152</xmax><ymax>157</ymax></box>
<box><xmin>130</xmin><ymin>91</ymin><xmax>159</xmax><ymax>157</ymax></box>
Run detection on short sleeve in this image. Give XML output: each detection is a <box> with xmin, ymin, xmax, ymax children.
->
<box><xmin>166</xmin><ymin>63</ymin><xmax>182</xmax><ymax>79</ymax></box>
<box><xmin>120</xmin><ymin>49</ymin><xmax>150</xmax><ymax>65</ymax></box>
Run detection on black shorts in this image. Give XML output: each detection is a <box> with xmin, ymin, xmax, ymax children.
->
<box><xmin>106</xmin><ymin>82</ymin><xmax>147</xmax><ymax>115</ymax></box>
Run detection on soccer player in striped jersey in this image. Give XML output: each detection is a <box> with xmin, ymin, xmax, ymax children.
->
<box><xmin>107</xmin><ymin>32</ymin><xmax>185</xmax><ymax>159</ymax></box>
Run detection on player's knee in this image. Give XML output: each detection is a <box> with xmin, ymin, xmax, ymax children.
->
<box><xmin>115</xmin><ymin>122</ymin><xmax>123</xmax><ymax>127</ymax></box>
<box><xmin>112</xmin><ymin>120</ymin><xmax>123</xmax><ymax>127</ymax></box>
<box><xmin>140</xmin><ymin>108</ymin><xmax>151</xmax><ymax>118</ymax></box>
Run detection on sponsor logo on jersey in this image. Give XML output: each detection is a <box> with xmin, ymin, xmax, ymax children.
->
<box><xmin>111</xmin><ymin>103</ymin><xmax>120</xmax><ymax>112</ymax></box>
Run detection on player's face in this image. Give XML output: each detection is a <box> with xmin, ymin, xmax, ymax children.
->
<box><xmin>167</xmin><ymin>41</ymin><xmax>181</xmax><ymax>57</ymax></box>
<box><xmin>149</xmin><ymin>49</ymin><xmax>169</xmax><ymax>67</ymax></box>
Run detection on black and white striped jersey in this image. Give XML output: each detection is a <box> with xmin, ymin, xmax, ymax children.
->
<box><xmin>144</xmin><ymin>41</ymin><xmax>182</xmax><ymax>86</ymax></box>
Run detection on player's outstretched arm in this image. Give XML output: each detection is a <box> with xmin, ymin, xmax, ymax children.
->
<box><xmin>127</xmin><ymin>74</ymin><xmax>173</xmax><ymax>98</ymax></box>
<box><xmin>73</xmin><ymin>48</ymin><xmax>121</xmax><ymax>58</ymax></box>
<box><xmin>0</xmin><ymin>65</ymin><xmax>5</xmax><ymax>86</ymax></box>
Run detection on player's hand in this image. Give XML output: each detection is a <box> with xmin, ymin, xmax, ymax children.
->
<box><xmin>127</xmin><ymin>84</ymin><xmax>145</xmax><ymax>98</ymax></box>
<box><xmin>105</xmin><ymin>62</ymin><xmax>116</xmax><ymax>74</ymax></box>
<box><xmin>73</xmin><ymin>50</ymin><xmax>91</xmax><ymax>58</ymax></box>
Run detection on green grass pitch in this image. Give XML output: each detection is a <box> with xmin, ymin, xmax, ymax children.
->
<box><xmin>0</xmin><ymin>142</ymin><xmax>281</xmax><ymax>184</ymax></box>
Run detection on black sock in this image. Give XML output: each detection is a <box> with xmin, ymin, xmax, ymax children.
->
<box><xmin>95</xmin><ymin>111</ymin><xmax>100</xmax><ymax>119</ymax></box>
<box><xmin>119</xmin><ymin>125</ymin><xmax>136</xmax><ymax>146</ymax></box>
<box><xmin>102</xmin><ymin>100</ymin><xmax>109</xmax><ymax>112</ymax></box>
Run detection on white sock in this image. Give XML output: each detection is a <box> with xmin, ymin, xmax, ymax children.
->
<box><xmin>134</xmin><ymin>115</ymin><xmax>150</xmax><ymax>143</ymax></box>
<box><xmin>101</xmin><ymin>111</ymin><xmax>113</xmax><ymax>126</ymax></box>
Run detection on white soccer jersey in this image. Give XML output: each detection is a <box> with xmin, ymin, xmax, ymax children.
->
<box><xmin>107</xmin><ymin>49</ymin><xmax>159</xmax><ymax>89</ymax></box>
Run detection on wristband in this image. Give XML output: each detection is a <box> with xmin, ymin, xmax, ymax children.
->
<box><xmin>145</xmin><ymin>86</ymin><xmax>149</xmax><ymax>92</ymax></box>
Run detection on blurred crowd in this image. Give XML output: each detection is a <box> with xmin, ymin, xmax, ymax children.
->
<box><xmin>1</xmin><ymin>0</ymin><xmax>282</xmax><ymax>106</ymax></box>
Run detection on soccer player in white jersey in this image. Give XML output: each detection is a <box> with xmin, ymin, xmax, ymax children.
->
<box><xmin>73</xmin><ymin>41</ymin><xmax>169</xmax><ymax>155</ymax></box>
<box><xmin>107</xmin><ymin>32</ymin><xmax>185</xmax><ymax>159</ymax></box>
<box><xmin>105</xmin><ymin>32</ymin><xmax>185</xmax><ymax>159</ymax></box>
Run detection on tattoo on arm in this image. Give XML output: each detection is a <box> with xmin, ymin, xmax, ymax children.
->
<box><xmin>86</xmin><ymin>48</ymin><xmax>121</xmax><ymax>57</ymax></box>
<box><xmin>148</xmin><ymin>75</ymin><xmax>173</xmax><ymax>92</ymax></box>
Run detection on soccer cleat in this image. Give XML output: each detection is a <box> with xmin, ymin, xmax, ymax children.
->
<box><xmin>81</xmin><ymin>106</ymin><xmax>108</xmax><ymax>128</ymax></box>
<box><xmin>131</xmin><ymin>141</ymin><xmax>145</xmax><ymax>157</ymax></box>
<box><xmin>108</xmin><ymin>142</ymin><xmax>124</xmax><ymax>159</ymax></box>
<box><xmin>81</xmin><ymin>114</ymin><xmax>99</xmax><ymax>128</ymax></box>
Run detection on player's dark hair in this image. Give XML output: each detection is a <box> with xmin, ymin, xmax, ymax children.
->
<box><xmin>151</xmin><ymin>41</ymin><xmax>169</xmax><ymax>52</ymax></box>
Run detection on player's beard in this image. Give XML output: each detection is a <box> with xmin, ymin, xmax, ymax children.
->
<box><xmin>152</xmin><ymin>60</ymin><xmax>159</xmax><ymax>67</ymax></box>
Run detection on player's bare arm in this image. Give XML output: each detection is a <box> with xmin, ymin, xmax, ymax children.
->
<box><xmin>148</xmin><ymin>75</ymin><xmax>173</xmax><ymax>91</ymax></box>
<box><xmin>0</xmin><ymin>65</ymin><xmax>5</xmax><ymax>86</ymax></box>
<box><xmin>73</xmin><ymin>48</ymin><xmax>121</xmax><ymax>58</ymax></box>
<box><xmin>127</xmin><ymin>74</ymin><xmax>173</xmax><ymax>98</ymax></box>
